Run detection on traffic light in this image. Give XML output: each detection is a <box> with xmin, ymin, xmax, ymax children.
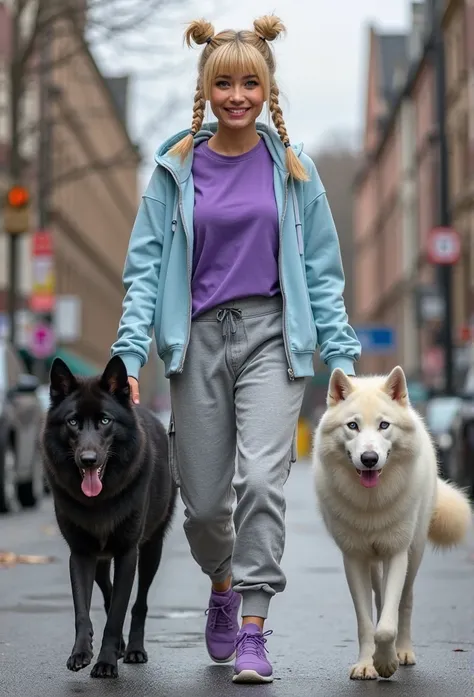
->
<box><xmin>3</xmin><ymin>185</ymin><xmax>31</xmax><ymax>235</ymax></box>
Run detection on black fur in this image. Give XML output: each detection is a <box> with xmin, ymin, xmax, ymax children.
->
<box><xmin>42</xmin><ymin>355</ymin><xmax>177</xmax><ymax>679</ymax></box>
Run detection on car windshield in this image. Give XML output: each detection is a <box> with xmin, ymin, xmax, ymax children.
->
<box><xmin>425</xmin><ymin>397</ymin><xmax>462</xmax><ymax>434</ymax></box>
<box><xmin>36</xmin><ymin>384</ymin><xmax>51</xmax><ymax>411</ymax></box>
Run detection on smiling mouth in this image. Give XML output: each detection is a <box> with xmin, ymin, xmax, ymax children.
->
<box><xmin>225</xmin><ymin>108</ymin><xmax>250</xmax><ymax>116</ymax></box>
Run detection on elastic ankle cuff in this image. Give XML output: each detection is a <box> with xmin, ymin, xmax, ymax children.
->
<box><xmin>239</xmin><ymin>590</ymin><xmax>271</xmax><ymax>619</ymax></box>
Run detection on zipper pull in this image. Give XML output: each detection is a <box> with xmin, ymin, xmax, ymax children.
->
<box><xmin>288</xmin><ymin>368</ymin><xmax>295</xmax><ymax>381</ymax></box>
<box><xmin>171</xmin><ymin>219</ymin><xmax>177</xmax><ymax>233</ymax></box>
<box><xmin>296</xmin><ymin>223</ymin><xmax>303</xmax><ymax>255</ymax></box>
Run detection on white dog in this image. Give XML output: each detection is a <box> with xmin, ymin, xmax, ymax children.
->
<box><xmin>313</xmin><ymin>366</ymin><xmax>472</xmax><ymax>680</ymax></box>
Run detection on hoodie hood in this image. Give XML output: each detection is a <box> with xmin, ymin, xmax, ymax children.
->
<box><xmin>154</xmin><ymin>122</ymin><xmax>304</xmax><ymax>183</ymax></box>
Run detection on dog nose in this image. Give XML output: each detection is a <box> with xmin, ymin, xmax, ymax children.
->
<box><xmin>80</xmin><ymin>451</ymin><xmax>97</xmax><ymax>466</ymax></box>
<box><xmin>360</xmin><ymin>451</ymin><xmax>379</xmax><ymax>468</ymax></box>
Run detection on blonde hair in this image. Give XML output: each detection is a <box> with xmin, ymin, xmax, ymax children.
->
<box><xmin>169</xmin><ymin>15</ymin><xmax>309</xmax><ymax>182</ymax></box>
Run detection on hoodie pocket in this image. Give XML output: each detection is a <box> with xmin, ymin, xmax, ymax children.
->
<box><xmin>167</xmin><ymin>413</ymin><xmax>180</xmax><ymax>488</ymax></box>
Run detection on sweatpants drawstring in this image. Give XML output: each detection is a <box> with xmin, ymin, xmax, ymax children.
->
<box><xmin>216</xmin><ymin>308</ymin><xmax>242</xmax><ymax>338</ymax></box>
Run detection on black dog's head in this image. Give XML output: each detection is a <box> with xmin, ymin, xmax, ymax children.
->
<box><xmin>45</xmin><ymin>356</ymin><xmax>140</xmax><ymax>501</ymax></box>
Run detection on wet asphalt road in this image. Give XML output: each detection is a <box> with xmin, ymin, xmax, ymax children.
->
<box><xmin>0</xmin><ymin>460</ymin><xmax>473</xmax><ymax>697</ymax></box>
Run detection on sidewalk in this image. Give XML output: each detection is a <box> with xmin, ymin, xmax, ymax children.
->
<box><xmin>0</xmin><ymin>460</ymin><xmax>472</xmax><ymax>696</ymax></box>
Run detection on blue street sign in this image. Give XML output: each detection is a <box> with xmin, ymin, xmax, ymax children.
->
<box><xmin>355</xmin><ymin>326</ymin><xmax>396</xmax><ymax>354</ymax></box>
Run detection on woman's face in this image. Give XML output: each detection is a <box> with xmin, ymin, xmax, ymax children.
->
<box><xmin>209</xmin><ymin>72</ymin><xmax>265</xmax><ymax>131</ymax></box>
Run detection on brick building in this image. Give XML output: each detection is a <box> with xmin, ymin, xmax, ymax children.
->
<box><xmin>354</xmin><ymin>0</ymin><xmax>472</xmax><ymax>387</ymax></box>
<box><xmin>443</xmin><ymin>0</ymin><xmax>474</xmax><ymax>346</ymax></box>
<box><xmin>0</xmin><ymin>3</ymin><xmax>163</xmax><ymax>405</ymax></box>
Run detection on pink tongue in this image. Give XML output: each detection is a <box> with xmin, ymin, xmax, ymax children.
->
<box><xmin>81</xmin><ymin>469</ymin><xmax>103</xmax><ymax>497</ymax></box>
<box><xmin>360</xmin><ymin>470</ymin><xmax>379</xmax><ymax>488</ymax></box>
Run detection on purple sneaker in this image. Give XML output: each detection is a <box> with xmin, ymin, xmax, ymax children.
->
<box><xmin>205</xmin><ymin>588</ymin><xmax>241</xmax><ymax>663</ymax></box>
<box><xmin>233</xmin><ymin>623</ymin><xmax>273</xmax><ymax>683</ymax></box>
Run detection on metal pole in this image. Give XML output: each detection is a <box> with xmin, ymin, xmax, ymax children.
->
<box><xmin>432</xmin><ymin>0</ymin><xmax>455</xmax><ymax>394</ymax></box>
<box><xmin>7</xmin><ymin>3</ymin><xmax>21</xmax><ymax>346</ymax></box>
<box><xmin>35</xmin><ymin>18</ymin><xmax>54</xmax><ymax>382</ymax></box>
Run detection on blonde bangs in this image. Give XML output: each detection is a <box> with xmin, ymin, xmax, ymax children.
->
<box><xmin>203</xmin><ymin>41</ymin><xmax>270</xmax><ymax>100</ymax></box>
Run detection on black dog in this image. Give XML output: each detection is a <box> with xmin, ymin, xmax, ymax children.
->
<box><xmin>42</xmin><ymin>355</ymin><xmax>177</xmax><ymax>678</ymax></box>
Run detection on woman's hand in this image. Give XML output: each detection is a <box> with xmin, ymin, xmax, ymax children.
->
<box><xmin>128</xmin><ymin>377</ymin><xmax>140</xmax><ymax>405</ymax></box>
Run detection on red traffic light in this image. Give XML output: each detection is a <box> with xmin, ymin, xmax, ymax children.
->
<box><xmin>6</xmin><ymin>185</ymin><xmax>29</xmax><ymax>208</ymax></box>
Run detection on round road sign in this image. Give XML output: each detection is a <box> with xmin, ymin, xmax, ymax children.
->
<box><xmin>427</xmin><ymin>226</ymin><xmax>461</xmax><ymax>265</ymax></box>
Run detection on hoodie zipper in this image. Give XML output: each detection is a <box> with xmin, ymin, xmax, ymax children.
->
<box><xmin>159</xmin><ymin>162</ymin><xmax>192</xmax><ymax>373</ymax></box>
<box><xmin>279</xmin><ymin>174</ymin><xmax>295</xmax><ymax>381</ymax></box>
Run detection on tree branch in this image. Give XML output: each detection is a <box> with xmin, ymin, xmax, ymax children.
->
<box><xmin>51</xmin><ymin>147</ymin><xmax>141</xmax><ymax>189</ymax></box>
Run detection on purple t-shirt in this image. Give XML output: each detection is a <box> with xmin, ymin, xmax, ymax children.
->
<box><xmin>191</xmin><ymin>138</ymin><xmax>280</xmax><ymax>318</ymax></box>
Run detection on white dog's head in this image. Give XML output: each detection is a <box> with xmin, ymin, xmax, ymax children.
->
<box><xmin>319</xmin><ymin>366</ymin><xmax>417</xmax><ymax>489</ymax></box>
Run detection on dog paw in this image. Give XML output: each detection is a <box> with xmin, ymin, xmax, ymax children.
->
<box><xmin>373</xmin><ymin>644</ymin><xmax>399</xmax><ymax>679</ymax></box>
<box><xmin>350</xmin><ymin>662</ymin><xmax>378</xmax><ymax>680</ymax></box>
<box><xmin>67</xmin><ymin>649</ymin><xmax>93</xmax><ymax>672</ymax></box>
<box><xmin>90</xmin><ymin>661</ymin><xmax>118</xmax><ymax>679</ymax></box>
<box><xmin>124</xmin><ymin>646</ymin><xmax>148</xmax><ymax>664</ymax></box>
<box><xmin>397</xmin><ymin>647</ymin><xmax>416</xmax><ymax>666</ymax></box>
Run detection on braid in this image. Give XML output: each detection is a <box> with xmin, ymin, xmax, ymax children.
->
<box><xmin>269</xmin><ymin>81</ymin><xmax>309</xmax><ymax>181</ymax></box>
<box><xmin>168</xmin><ymin>80</ymin><xmax>205</xmax><ymax>161</ymax></box>
<box><xmin>269</xmin><ymin>82</ymin><xmax>289</xmax><ymax>146</ymax></box>
<box><xmin>190</xmin><ymin>81</ymin><xmax>205</xmax><ymax>135</ymax></box>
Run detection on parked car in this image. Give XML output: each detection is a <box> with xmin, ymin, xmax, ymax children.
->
<box><xmin>425</xmin><ymin>395</ymin><xmax>463</xmax><ymax>479</ymax></box>
<box><xmin>448</xmin><ymin>396</ymin><xmax>474</xmax><ymax>499</ymax></box>
<box><xmin>0</xmin><ymin>341</ymin><xmax>44</xmax><ymax>513</ymax></box>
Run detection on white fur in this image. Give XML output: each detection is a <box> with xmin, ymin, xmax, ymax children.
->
<box><xmin>313</xmin><ymin>367</ymin><xmax>472</xmax><ymax>681</ymax></box>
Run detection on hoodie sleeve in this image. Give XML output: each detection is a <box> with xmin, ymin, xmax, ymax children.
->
<box><xmin>110</xmin><ymin>177</ymin><xmax>165</xmax><ymax>380</ymax></box>
<box><xmin>302</xmin><ymin>158</ymin><xmax>361</xmax><ymax>375</ymax></box>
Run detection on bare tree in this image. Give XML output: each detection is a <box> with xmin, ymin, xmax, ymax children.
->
<box><xmin>4</xmin><ymin>0</ymin><xmax>208</xmax><ymax>344</ymax></box>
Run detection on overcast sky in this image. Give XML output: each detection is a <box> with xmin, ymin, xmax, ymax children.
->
<box><xmin>98</xmin><ymin>0</ymin><xmax>412</xmax><ymax>186</ymax></box>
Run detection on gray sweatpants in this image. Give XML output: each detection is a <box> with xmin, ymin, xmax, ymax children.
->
<box><xmin>168</xmin><ymin>295</ymin><xmax>306</xmax><ymax>619</ymax></box>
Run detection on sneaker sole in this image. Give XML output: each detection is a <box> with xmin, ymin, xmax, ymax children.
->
<box><xmin>208</xmin><ymin>649</ymin><xmax>236</xmax><ymax>664</ymax></box>
<box><xmin>232</xmin><ymin>669</ymin><xmax>273</xmax><ymax>684</ymax></box>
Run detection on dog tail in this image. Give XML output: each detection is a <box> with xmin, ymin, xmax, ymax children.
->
<box><xmin>428</xmin><ymin>478</ymin><xmax>472</xmax><ymax>548</ymax></box>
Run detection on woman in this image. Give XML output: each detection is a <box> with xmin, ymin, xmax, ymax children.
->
<box><xmin>111</xmin><ymin>15</ymin><xmax>361</xmax><ymax>684</ymax></box>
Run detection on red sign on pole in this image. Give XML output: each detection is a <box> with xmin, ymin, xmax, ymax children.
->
<box><xmin>30</xmin><ymin>229</ymin><xmax>55</xmax><ymax>313</ymax></box>
<box><xmin>427</xmin><ymin>226</ymin><xmax>461</xmax><ymax>265</ymax></box>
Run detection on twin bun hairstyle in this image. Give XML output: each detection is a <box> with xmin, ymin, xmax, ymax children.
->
<box><xmin>185</xmin><ymin>16</ymin><xmax>286</xmax><ymax>46</ymax></box>
<box><xmin>168</xmin><ymin>15</ymin><xmax>309</xmax><ymax>182</ymax></box>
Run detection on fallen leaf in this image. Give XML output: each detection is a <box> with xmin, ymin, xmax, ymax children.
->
<box><xmin>40</xmin><ymin>525</ymin><xmax>57</xmax><ymax>537</ymax></box>
<box><xmin>0</xmin><ymin>552</ymin><xmax>56</xmax><ymax>568</ymax></box>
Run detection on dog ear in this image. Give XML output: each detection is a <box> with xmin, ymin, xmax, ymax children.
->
<box><xmin>50</xmin><ymin>358</ymin><xmax>78</xmax><ymax>404</ymax></box>
<box><xmin>100</xmin><ymin>356</ymin><xmax>130</xmax><ymax>403</ymax></box>
<box><xmin>327</xmin><ymin>368</ymin><xmax>353</xmax><ymax>406</ymax></box>
<box><xmin>383</xmin><ymin>366</ymin><xmax>409</xmax><ymax>405</ymax></box>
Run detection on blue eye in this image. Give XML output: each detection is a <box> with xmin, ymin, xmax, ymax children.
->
<box><xmin>67</xmin><ymin>418</ymin><xmax>78</xmax><ymax>427</ymax></box>
<box><xmin>347</xmin><ymin>422</ymin><xmax>358</xmax><ymax>431</ymax></box>
<box><xmin>380</xmin><ymin>421</ymin><xmax>390</xmax><ymax>430</ymax></box>
<box><xmin>100</xmin><ymin>417</ymin><xmax>111</xmax><ymax>425</ymax></box>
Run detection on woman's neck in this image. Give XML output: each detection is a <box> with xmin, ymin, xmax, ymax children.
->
<box><xmin>208</xmin><ymin>123</ymin><xmax>260</xmax><ymax>156</ymax></box>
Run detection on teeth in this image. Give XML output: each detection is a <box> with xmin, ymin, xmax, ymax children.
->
<box><xmin>80</xmin><ymin>467</ymin><xmax>102</xmax><ymax>476</ymax></box>
<box><xmin>228</xmin><ymin>109</ymin><xmax>246</xmax><ymax>114</ymax></box>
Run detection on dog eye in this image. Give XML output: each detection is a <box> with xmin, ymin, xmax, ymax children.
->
<box><xmin>100</xmin><ymin>417</ymin><xmax>111</xmax><ymax>425</ymax></box>
<box><xmin>67</xmin><ymin>418</ymin><xmax>78</xmax><ymax>427</ymax></box>
<box><xmin>379</xmin><ymin>421</ymin><xmax>390</xmax><ymax>430</ymax></box>
<box><xmin>347</xmin><ymin>421</ymin><xmax>359</xmax><ymax>431</ymax></box>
